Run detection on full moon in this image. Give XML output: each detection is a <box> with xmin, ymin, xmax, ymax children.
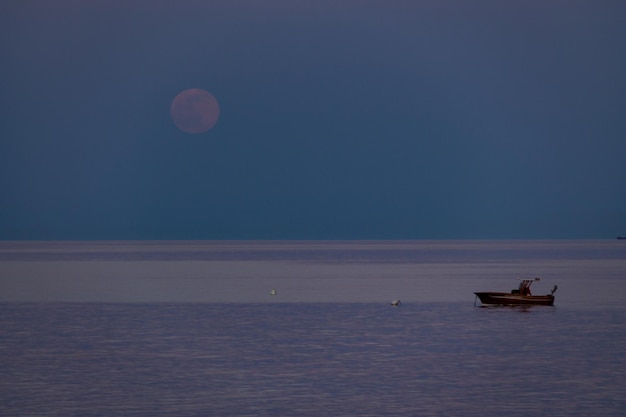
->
<box><xmin>170</xmin><ymin>88</ymin><xmax>220</xmax><ymax>134</ymax></box>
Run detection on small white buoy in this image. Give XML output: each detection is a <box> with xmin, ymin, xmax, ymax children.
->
<box><xmin>270</xmin><ymin>288</ymin><xmax>277</xmax><ymax>295</ymax></box>
<box><xmin>391</xmin><ymin>300</ymin><xmax>401</xmax><ymax>306</ymax></box>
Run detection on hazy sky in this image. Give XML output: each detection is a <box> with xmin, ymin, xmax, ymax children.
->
<box><xmin>1</xmin><ymin>1</ymin><xmax>625</xmax><ymax>239</ymax></box>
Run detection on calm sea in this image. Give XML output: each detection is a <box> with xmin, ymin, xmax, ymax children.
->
<box><xmin>1</xmin><ymin>240</ymin><xmax>625</xmax><ymax>416</ymax></box>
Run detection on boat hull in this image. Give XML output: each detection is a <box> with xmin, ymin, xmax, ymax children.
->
<box><xmin>474</xmin><ymin>292</ymin><xmax>555</xmax><ymax>306</ymax></box>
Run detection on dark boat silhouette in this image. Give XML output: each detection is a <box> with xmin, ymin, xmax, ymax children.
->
<box><xmin>474</xmin><ymin>278</ymin><xmax>557</xmax><ymax>306</ymax></box>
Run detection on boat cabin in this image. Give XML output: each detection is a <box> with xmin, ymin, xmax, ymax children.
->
<box><xmin>511</xmin><ymin>278</ymin><xmax>539</xmax><ymax>296</ymax></box>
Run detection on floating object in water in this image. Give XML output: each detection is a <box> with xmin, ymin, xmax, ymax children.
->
<box><xmin>391</xmin><ymin>300</ymin><xmax>401</xmax><ymax>306</ymax></box>
<box><xmin>270</xmin><ymin>288</ymin><xmax>277</xmax><ymax>295</ymax></box>
<box><xmin>474</xmin><ymin>277</ymin><xmax>556</xmax><ymax>306</ymax></box>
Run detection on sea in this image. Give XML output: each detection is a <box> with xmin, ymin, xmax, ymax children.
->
<box><xmin>1</xmin><ymin>240</ymin><xmax>625</xmax><ymax>417</ymax></box>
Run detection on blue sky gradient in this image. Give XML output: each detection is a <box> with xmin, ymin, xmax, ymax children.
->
<box><xmin>1</xmin><ymin>1</ymin><xmax>625</xmax><ymax>239</ymax></box>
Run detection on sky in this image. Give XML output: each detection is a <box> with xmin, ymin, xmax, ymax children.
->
<box><xmin>1</xmin><ymin>0</ymin><xmax>625</xmax><ymax>240</ymax></box>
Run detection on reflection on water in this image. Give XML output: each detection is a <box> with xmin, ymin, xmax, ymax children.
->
<box><xmin>1</xmin><ymin>302</ymin><xmax>625</xmax><ymax>417</ymax></box>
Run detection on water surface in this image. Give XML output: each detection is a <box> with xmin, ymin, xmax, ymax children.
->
<box><xmin>1</xmin><ymin>240</ymin><xmax>625</xmax><ymax>416</ymax></box>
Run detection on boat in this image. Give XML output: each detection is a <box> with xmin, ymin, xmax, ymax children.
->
<box><xmin>474</xmin><ymin>278</ymin><xmax>557</xmax><ymax>306</ymax></box>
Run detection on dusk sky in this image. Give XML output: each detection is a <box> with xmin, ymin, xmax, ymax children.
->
<box><xmin>2</xmin><ymin>1</ymin><xmax>625</xmax><ymax>240</ymax></box>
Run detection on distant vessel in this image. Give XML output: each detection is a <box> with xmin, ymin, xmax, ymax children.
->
<box><xmin>391</xmin><ymin>300</ymin><xmax>401</xmax><ymax>307</ymax></box>
<box><xmin>617</xmin><ymin>236</ymin><xmax>626</xmax><ymax>240</ymax></box>
<box><xmin>474</xmin><ymin>278</ymin><xmax>557</xmax><ymax>306</ymax></box>
<box><xmin>270</xmin><ymin>288</ymin><xmax>277</xmax><ymax>295</ymax></box>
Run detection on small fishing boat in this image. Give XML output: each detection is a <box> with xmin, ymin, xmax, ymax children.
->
<box><xmin>474</xmin><ymin>278</ymin><xmax>557</xmax><ymax>306</ymax></box>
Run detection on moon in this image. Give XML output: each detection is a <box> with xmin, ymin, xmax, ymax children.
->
<box><xmin>170</xmin><ymin>88</ymin><xmax>220</xmax><ymax>134</ymax></box>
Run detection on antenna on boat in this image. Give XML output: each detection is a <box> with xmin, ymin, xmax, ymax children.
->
<box><xmin>550</xmin><ymin>285</ymin><xmax>558</xmax><ymax>295</ymax></box>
